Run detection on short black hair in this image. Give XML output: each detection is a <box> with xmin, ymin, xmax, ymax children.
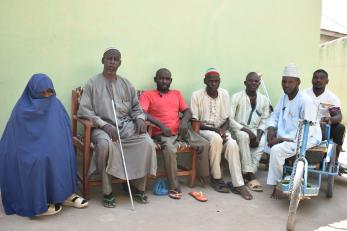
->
<box><xmin>155</xmin><ymin>68</ymin><xmax>171</xmax><ymax>77</ymax></box>
<box><xmin>246</xmin><ymin>72</ymin><xmax>259</xmax><ymax>80</ymax></box>
<box><xmin>313</xmin><ymin>69</ymin><xmax>328</xmax><ymax>78</ymax></box>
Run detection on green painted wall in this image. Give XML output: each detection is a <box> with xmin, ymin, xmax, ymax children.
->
<box><xmin>319</xmin><ymin>37</ymin><xmax>347</xmax><ymax>123</ymax></box>
<box><xmin>0</xmin><ymin>0</ymin><xmax>321</xmax><ymax>133</ymax></box>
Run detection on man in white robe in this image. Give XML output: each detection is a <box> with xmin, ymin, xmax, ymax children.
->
<box><xmin>191</xmin><ymin>68</ymin><xmax>252</xmax><ymax>200</ymax></box>
<box><xmin>230</xmin><ymin>72</ymin><xmax>270</xmax><ymax>192</ymax></box>
<box><xmin>266</xmin><ymin>64</ymin><xmax>321</xmax><ymax>199</ymax></box>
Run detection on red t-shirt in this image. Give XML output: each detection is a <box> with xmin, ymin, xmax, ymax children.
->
<box><xmin>139</xmin><ymin>90</ymin><xmax>188</xmax><ymax>136</ymax></box>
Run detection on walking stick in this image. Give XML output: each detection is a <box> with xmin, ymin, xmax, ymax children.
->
<box><xmin>107</xmin><ymin>84</ymin><xmax>135</xmax><ymax>211</ymax></box>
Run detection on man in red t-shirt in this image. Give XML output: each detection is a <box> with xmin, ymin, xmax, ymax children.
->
<box><xmin>140</xmin><ymin>68</ymin><xmax>210</xmax><ymax>200</ymax></box>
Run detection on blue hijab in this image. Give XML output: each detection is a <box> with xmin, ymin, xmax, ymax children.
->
<box><xmin>0</xmin><ymin>74</ymin><xmax>76</xmax><ymax>217</ymax></box>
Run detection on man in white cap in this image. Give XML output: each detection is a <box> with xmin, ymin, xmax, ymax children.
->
<box><xmin>266</xmin><ymin>64</ymin><xmax>321</xmax><ymax>199</ymax></box>
<box><xmin>191</xmin><ymin>68</ymin><xmax>252</xmax><ymax>200</ymax></box>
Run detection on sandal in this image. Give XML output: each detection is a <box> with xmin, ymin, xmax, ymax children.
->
<box><xmin>231</xmin><ymin>185</ymin><xmax>253</xmax><ymax>200</ymax></box>
<box><xmin>133</xmin><ymin>191</ymin><xmax>149</xmax><ymax>204</ymax></box>
<box><xmin>211</xmin><ymin>179</ymin><xmax>230</xmax><ymax>193</ymax></box>
<box><xmin>247</xmin><ymin>179</ymin><xmax>263</xmax><ymax>192</ymax></box>
<box><xmin>63</xmin><ymin>193</ymin><xmax>88</xmax><ymax>208</ymax></box>
<box><xmin>37</xmin><ymin>204</ymin><xmax>62</xmax><ymax>216</ymax></box>
<box><xmin>189</xmin><ymin>191</ymin><xmax>207</xmax><ymax>202</ymax></box>
<box><xmin>169</xmin><ymin>189</ymin><xmax>182</xmax><ymax>200</ymax></box>
<box><xmin>103</xmin><ymin>195</ymin><xmax>116</xmax><ymax>208</ymax></box>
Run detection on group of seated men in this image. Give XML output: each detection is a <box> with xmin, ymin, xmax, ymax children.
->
<box><xmin>77</xmin><ymin>48</ymin><xmax>345</xmax><ymax>207</ymax></box>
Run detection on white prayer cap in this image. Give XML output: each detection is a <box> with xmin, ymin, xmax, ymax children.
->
<box><xmin>282</xmin><ymin>63</ymin><xmax>300</xmax><ymax>79</ymax></box>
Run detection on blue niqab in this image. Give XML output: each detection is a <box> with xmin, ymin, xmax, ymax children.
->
<box><xmin>0</xmin><ymin>74</ymin><xmax>76</xmax><ymax>217</ymax></box>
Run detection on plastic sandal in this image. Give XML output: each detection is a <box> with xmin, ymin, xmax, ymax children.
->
<box><xmin>133</xmin><ymin>192</ymin><xmax>149</xmax><ymax>204</ymax></box>
<box><xmin>189</xmin><ymin>191</ymin><xmax>208</xmax><ymax>202</ymax></box>
<box><xmin>169</xmin><ymin>190</ymin><xmax>182</xmax><ymax>200</ymax></box>
<box><xmin>232</xmin><ymin>185</ymin><xmax>253</xmax><ymax>200</ymax></box>
<box><xmin>247</xmin><ymin>179</ymin><xmax>263</xmax><ymax>192</ymax></box>
<box><xmin>63</xmin><ymin>193</ymin><xmax>88</xmax><ymax>208</ymax></box>
<box><xmin>103</xmin><ymin>195</ymin><xmax>116</xmax><ymax>208</ymax></box>
<box><xmin>36</xmin><ymin>204</ymin><xmax>62</xmax><ymax>216</ymax></box>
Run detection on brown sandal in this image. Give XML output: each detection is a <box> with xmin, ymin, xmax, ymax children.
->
<box><xmin>231</xmin><ymin>185</ymin><xmax>253</xmax><ymax>200</ymax></box>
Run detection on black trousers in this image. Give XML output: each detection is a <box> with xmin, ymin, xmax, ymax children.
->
<box><xmin>322</xmin><ymin>123</ymin><xmax>345</xmax><ymax>145</ymax></box>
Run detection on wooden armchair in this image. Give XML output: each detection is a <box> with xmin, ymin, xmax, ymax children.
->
<box><xmin>71</xmin><ymin>87</ymin><xmax>125</xmax><ymax>199</ymax></box>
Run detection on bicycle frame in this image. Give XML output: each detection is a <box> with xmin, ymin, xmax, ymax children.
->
<box><xmin>283</xmin><ymin>120</ymin><xmax>338</xmax><ymax>196</ymax></box>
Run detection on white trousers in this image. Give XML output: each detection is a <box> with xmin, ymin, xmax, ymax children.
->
<box><xmin>266</xmin><ymin>141</ymin><xmax>297</xmax><ymax>185</ymax></box>
<box><xmin>199</xmin><ymin>130</ymin><xmax>244</xmax><ymax>187</ymax></box>
<box><xmin>234</xmin><ymin>130</ymin><xmax>265</xmax><ymax>174</ymax></box>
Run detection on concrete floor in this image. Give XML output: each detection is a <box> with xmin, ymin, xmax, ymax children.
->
<box><xmin>1</xmin><ymin>155</ymin><xmax>347</xmax><ymax>231</ymax></box>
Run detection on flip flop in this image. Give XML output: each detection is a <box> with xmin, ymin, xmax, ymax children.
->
<box><xmin>189</xmin><ymin>191</ymin><xmax>207</xmax><ymax>202</ymax></box>
<box><xmin>247</xmin><ymin>179</ymin><xmax>263</xmax><ymax>192</ymax></box>
<box><xmin>169</xmin><ymin>190</ymin><xmax>182</xmax><ymax>200</ymax></box>
<box><xmin>63</xmin><ymin>193</ymin><xmax>88</xmax><ymax>208</ymax></box>
<box><xmin>36</xmin><ymin>204</ymin><xmax>62</xmax><ymax>216</ymax></box>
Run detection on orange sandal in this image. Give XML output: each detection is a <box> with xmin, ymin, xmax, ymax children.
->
<box><xmin>189</xmin><ymin>191</ymin><xmax>208</xmax><ymax>202</ymax></box>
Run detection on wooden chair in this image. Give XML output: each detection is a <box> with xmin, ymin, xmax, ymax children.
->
<box><xmin>137</xmin><ymin>90</ymin><xmax>199</xmax><ymax>187</ymax></box>
<box><xmin>71</xmin><ymin>87</ymin><xmax>125</xmax><ymax>199</ymax></box>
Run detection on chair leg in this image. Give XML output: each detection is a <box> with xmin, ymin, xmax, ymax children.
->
<box><xmin>83</xmin><ymin>179</ymin><xmax>90</xmax><ymax>199</ymax></box>
<box><xmin>188</xmin><ymin>149</ymin><xmax>197</xmax><ymax>187</ymax></box>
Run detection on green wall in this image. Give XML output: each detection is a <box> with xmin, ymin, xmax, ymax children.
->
<box><xmin>0</xmin><ymin>0</ymin><xmax>322</xmax><ymax>133</ymax></box>
<box><xmin>319</xmin><ymin>37</ymin><xmax>347</xmax><ymax>123</ymax></box>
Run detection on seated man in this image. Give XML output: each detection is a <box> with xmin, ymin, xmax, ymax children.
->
<box><xmin>78</xmin><ymin>48</ymin><xmax>157</xmax><ymax>208</ymax></box>
<box><xmin>139</xmin><ymin>68</ymin><xmax>210</xmax><ymax>200</ymax></box>
<box><xmin>191</xmin><ymin>68</ymin><xmax>252</xmax><ymax>200</ymax></box>
<box><xmin>230</xmin><ymin>72</ymin><xmax>270</xmax><ymax>192</ymax></box>
<box><xmin>267</xmin><ymin>64</ymin><xmax>321</xmax><ymax>199</ymax></box>
<box><xmin>304</xmin><ymin>69</ymin><xmax>345</xmax><ymax>170</ymax></box>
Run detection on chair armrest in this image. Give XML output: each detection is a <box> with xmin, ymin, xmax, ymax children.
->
<box><xmin>72</xmin><ymin>115</ymin><xmax>94</xmax><ymax>129</ymax></box>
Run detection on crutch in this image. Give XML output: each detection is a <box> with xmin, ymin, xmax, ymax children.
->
<box><xmin>258</xmin><ymin>73</ymin><xmax>271</xmax><ymax>104</ymax></box>
<box><xmin>107</xmin><ymin>83</ymin><xmax>135</xmax><ymax>211</ymax></box>
<box><xmin>258</xmin><ymin>73</ymin><xmax>273</xmax><ymax>111</ymax></box>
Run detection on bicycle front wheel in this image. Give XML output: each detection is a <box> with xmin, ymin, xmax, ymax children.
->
<box><xmin>287</xmin><ymin>160</ymin><xmax>304</xmax><ymax>231</ymax></box>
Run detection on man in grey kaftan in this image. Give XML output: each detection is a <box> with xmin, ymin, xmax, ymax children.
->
<box><xmin>78</xmin><ymin>48</ymin><xmax>156</xmax><ymax>207</ymax></box>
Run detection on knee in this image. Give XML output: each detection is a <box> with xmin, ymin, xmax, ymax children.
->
<box><xmin>238</xmin><ymin>131</ymin><xmax>250</xmax><ymax>143</ymax></box>
<box><xmin>225</xmin><ymin>138</ymin><xmax>238</xmax><ymax>150</ymax></box>
<box><xmin>95</xmin><ymin>139</ymin><xmax>109</xmax><ymax>156</ymax></box>
<box><xmin>210</xmin><ymin>134</ymin><xmax>223</xmax><ymax>147</ymax></box>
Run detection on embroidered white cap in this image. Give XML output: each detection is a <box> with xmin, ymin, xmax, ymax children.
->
<box><xmin>282</xmin><ymin>63</ymin><xmax>300</xmax><ymax>79</ymax></box>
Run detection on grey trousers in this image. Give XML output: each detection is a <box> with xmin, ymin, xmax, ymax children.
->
<box><xmin>158</xmin><ymin>129</ymin><xmax>210</xmax><ymax>190</ymax></box>
<box><xmin>94</xmin><ymin>139</ymin><xmax>146</xmax><ymax>195</ymax></box>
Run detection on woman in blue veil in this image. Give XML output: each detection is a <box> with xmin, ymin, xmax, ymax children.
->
<box><xmin>0</xmin><ymin>73</ymin><xmax>87</xmax><ymax>217</ymax></box>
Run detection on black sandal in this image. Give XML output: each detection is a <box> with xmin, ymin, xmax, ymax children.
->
<box><xmin>103</xmin><ymin>194</ymin><xmax>116</xmax><ymax>208</ymax></box>
<box><xmin>211</xmin><ymin>179</ymin><xmax>230</xmax><ymax>193</ymax></box>
<box><xmin>133</xmin><ymin>191</ymin><xmax>149</xmax><ymax>204</ymax></box>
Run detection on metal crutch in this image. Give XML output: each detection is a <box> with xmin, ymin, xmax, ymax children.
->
<box><xmin>108</xmin><ymin>83</ymin><xmax>135</xmax><ymax>211</ymax></box>
<box><xmin>258</xmin><ymin>73</ymin><xmax>272</xmax><ymax>105</ymax></box>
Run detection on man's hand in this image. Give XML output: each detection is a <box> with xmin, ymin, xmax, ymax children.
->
<box><xmin>135</xmin><ymin>118</ymin><xmax>147</xmax><ymax>135</ymax></box>
<box><xmin>178</xmin><ymin>121</ymin><xmax>189</xmax><ymax>137</ymax></box>
<box><xmin>268</xmin><ymin>137</ymin><xmax>293</xmax><ymax>147</ymax></box>
<box><xmin>103</xmin><ymin>124</ymin><xmax>119</xmax><ymax>142</ymax></box>
<box><xmin>241</xmin><ymin>127</ymin><xmax>258</xmax><ymax>148</ymax></box>
<box><xmin>320</xmin><ymin>117</ymin><xmax>331</xmax><ymax>125</ymax></box>
<box><xmin>160</xmin><ymin>125</ymin><xmax>173</xmax><ymax>137</ymax></box>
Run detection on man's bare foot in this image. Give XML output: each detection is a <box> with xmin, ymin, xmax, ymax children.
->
<box><xmin>270</xmin><ymin>186</ymin><xmax>287</xmax><ymax>200</ymax></box>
